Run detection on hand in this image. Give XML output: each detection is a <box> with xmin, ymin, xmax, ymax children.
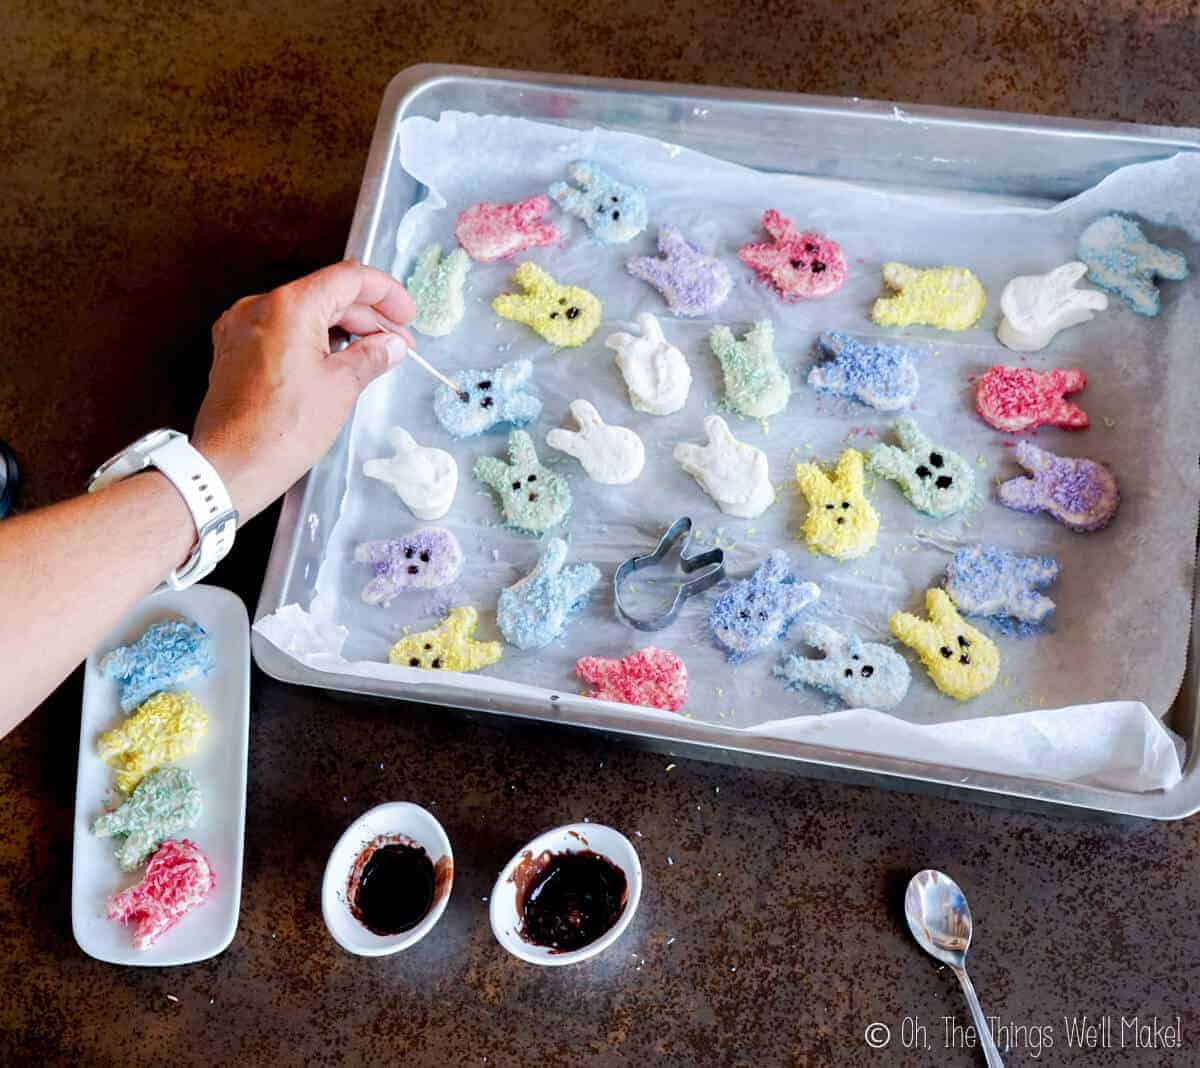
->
<box><xmin>546</xmin><ymin>399</ymin><xmax>645</xmax><ymax>484</ymax></box>
<box><xmin>192</xmin><ymin>260</ymin><xmax>415</xmax><ymax>522</ymax></box>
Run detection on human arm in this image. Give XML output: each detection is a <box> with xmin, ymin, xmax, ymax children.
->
<box><xmin>0</xmin><ymin>260</ymin><xmax>414</xmax><ymax>735</ymax></box>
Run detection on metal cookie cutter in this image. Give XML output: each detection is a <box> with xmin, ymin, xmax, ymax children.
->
<box><xmin>614</xmin><ymin>517</ymin><xmax>726</xmax><ymax>631</ymax></box>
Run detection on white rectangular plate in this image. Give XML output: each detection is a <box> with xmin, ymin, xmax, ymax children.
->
<box><xmin>72</xmin><ymin>584</ymin><xmax>250</xmax><ymax>966</ymax></box>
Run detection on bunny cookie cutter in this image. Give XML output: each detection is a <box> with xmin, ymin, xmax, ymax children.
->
<box><xmin>613</xmin><ymin>517</ymin><xmax>726</xmax><ymax>632</ymax></box>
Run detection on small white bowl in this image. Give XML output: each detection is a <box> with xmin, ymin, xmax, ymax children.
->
<box><xmin>489</xmin><ymin>822</ymin><xmax>642</xmax><ymax>966</ymax></box>
<box><xmin>322</xmin><ymin>801</ymin><xmax>453</xmax><ymax>956</ymax></box>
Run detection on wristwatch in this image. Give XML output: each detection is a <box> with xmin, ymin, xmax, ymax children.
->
<box><xmin>88</xmin><ymin>428</ymin><xmax>238</xmax><ymax>590</ymax></box>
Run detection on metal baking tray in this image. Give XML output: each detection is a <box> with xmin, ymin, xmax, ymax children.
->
<box><xmin>253</xmin><ymin>63</ymin><xmax>1200</xmax><ymax>819</ymax></box>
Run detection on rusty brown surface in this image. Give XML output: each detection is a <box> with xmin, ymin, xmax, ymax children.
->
<box><xmin>2</xmin><ymin>2</ymin><xmax>1200</xmax><ymax>1064</ymax></box>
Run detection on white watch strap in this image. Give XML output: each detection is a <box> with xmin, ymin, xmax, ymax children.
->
<box><xmin>89</xmin><ymin>430</ymin><xmax>237</xmax><ymax>590</ymax></box>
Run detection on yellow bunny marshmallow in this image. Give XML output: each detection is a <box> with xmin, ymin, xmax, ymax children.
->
<box><xmin>889</xmin><ymin>588</ymin><xmax>1000</xmax><ymax>700</ymax></box>
<box><xmin>388</xmin><ymin>606</ymin><xmax>503</xmax><ymax>673</ymax></box>
<box><xmin>795</xmin><ymin>449</ymin><xmax>880</xmax><ymax>560</ymax></box>
<box><xmin>492</xmin><ymin>262</ymin><xmax>602</xmax><ymax>347</ymax></box>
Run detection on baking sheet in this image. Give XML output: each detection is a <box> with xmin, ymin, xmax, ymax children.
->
<box><xmin>258</xmin><ymin>111</ymin><xmax>1200</xmax><ymax>790</ymax></box>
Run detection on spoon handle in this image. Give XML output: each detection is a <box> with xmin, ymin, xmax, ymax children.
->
<box><xmin>952</xmin><ymin>966</ymin><xmax>1004</xmax><ymax>1068</ymax></box>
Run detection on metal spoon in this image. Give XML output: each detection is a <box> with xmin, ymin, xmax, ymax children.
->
<box><xmin>905</xmin><ymin>870</ymin><xmax>1004</xmax><ymax>1068</ymax></box>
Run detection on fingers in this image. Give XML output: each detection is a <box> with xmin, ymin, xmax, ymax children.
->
<box><xmin>337</xmin><ymin>304</ymin><xmax>416</xmax><ymax>343</ymax></box>
<box><xmin>291</xmin><ymin>259</ymin><xmax>417</xmax><ymax>332</ymax></box>
<box><xmin>327</xmin><ymin>331</ymin><xmax>405</xmax><ymax>393</ymax></box>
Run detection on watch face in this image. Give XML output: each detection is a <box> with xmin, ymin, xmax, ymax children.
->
<box><xmin>91</xmin><ymin>428</ymin><xmax>176</xmax><ymax>484</ymax></box>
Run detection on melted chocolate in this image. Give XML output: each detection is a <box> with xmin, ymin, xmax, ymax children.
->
<box><xmin>516</xmin><ymin>850</ymin><xmax>627</xmax><ymax>952</ymax></box>
<box><xmin>349</xmin><ymin>840</ymin><xmax>434</xmax><ymax>935</ymax></box>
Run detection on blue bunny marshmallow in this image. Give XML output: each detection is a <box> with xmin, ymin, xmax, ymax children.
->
<box><xmin>709</xmin><ymin>551</ymin><xmax>820</xmax><ymax>662</ymax></box>
<box><xmin>806</xmin><ymin>330</ymin><xmax>921</xmax><ymax>410</ymax></box>
<box><xmin>945</xmin><ymin>543</ymin><xmax>1060</xmax><ymax>627</ymax></box>
<box><xmin>550</xmin><ymin>160</ymin><xmax>648</xmax><ymax>245</ymax></box>
<box><xmin>775</xmin><ymin>621</ymin><xmax>911</xmax><ymax>710</ymax></box>
<box><xmin>433</xmin><ymin>358</ymin><xmax>542</xmax><ymax>438</ymax></box>
<box><xmin>497</xmin><ymin>538</ymin><xmax>601</xmax><ymax>650</ymax></box>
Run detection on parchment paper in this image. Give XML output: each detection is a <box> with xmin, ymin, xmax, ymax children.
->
<box><xmin>256</xmin><ymin>112</ymin><xmax>1200</xmax><ymax>792</ymax></box>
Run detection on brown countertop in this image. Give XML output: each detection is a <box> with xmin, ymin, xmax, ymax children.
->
<box><xmin>3</xmin><ymin>2</ymin><xmax>1199</xmax><ymax>1064</ymax></box>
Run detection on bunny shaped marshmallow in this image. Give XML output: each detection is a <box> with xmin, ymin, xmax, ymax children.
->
<box><xmin>795</xmin><ymin>449</ymin><xmax>880</xmax><ymax>560</ymax></box>
<box><xmin>432</xmin><ymin>358</ymin><xmax>542</xmax><ymax>438</ymax></box>
<box><xmin>996</xmin><ymin>440</ymin><xmax>1119</xmax><ymax>532</ymax></box>
<box><xmin>997</xmin><ymin>262</ymin><xmax>1108</xmax><ymax>350</ymax></box>
<box><xmin>475</xmin><ymin>430</ymin><xmax>572</xmax><ymax>534</ymax></box>
<box><xmin>627</xmin><ymin>225</ymin><xmax>732</xmax><ymax>317</ymax></box>
<box><xmin>100</xmin><ymin>619</ymin><xmax>214</xmax><ymax>712</ymax></box>
<box><xmin>549</xmin><ymin>160</ymin><xmax>648</xmax><ymax>244</ymax></box>
<box><xmin>945</xmin><ymin>544</ymin><xmax>1061</xmax><ymax>627</ymax></box>
<box><xmin>491</xmin><ymin>261</ymin><xmax>602</xmax><ymax>347</ymax></box>
<box><xmin>497</xmin><ymin>538</ymin><xmax>601</xmax><ymax>650</ymax></box>
<box><xmin>709</xmin><ymin>551</ymin><xmax>820</xmax><ymax>662</ymax></box>
<box><xmin>92</xmin><ymin>765</ymin><xmax>202</xmax><ymax>871</ymax></box>
<box><xmin>546</xmin><ymin>400</ymin><xmax>645</xmax><ymax>485</ymax></box>
<box><xmin>454</xmin><ymin>194</ymin><xmax>561</xmax><ymax>262</ymax></box>
<box><xmin>363</xmin><ymin>427</ymin><xmax>458</xmax><ymax>520</ymax></box>
<box><xmin>405</xmin><ymin>243</ymin><xmax>471</xmax><ymax>337</ymax></box>
<box><xmin>605</xmin><ymin>313</ymin><xmax>692</xmax><ymax>416</ymax></box>
<box><xmin>709</xmin><ymin>320</ymin><xmax>791</xmax><ymax>419</ymax></box>
<box><xmin>806</xmin><ymin>330</ymin><xmax>921</xmax><ymax>410</ymax></box>
<box><xmin>673</xmin><ymin>415</ymin><xmax>775</xmax><ymax>519</ymax></box>
<box><xmin>575</xmin><ymin>647</ymin><xmax>688</xmax><ymax>712</ymax></box>
<box><xmin>387</xmin><ymin>606</ymin><xmax>503</xmax><ymax>672</ymax></box>
<box><xmin>867</xmin><ymin>416</ymin><xmax>975</xmax><ymax>518</ymax></box>
<box><xmin>106</xmin><ymin>839</ymin><xmax>215</xmax><ymax>949</ymax></box>
<box><xmin>871</xmin><ymin>262</ymin><xmax>987</xmax><ymax>331</ymax></box>
<box><xmin>736</xmin><ymin>210</ymin><xmax>847</xmax><ymax>299</ymax></box>
<box><xmin>775</xmin><ymin>621</ymin><xmax>911</xmax><ymax>711</ymax></box>
<box><xmin>355</xmin><ymin>528</ymin><xmax>465</xmax><ymax>606</ymax></box>
<box><xmin>98</xmin><ymin>691</ymin><xmax>209</xmax><ymax>794</ymax></box>
<box><xmin>890</xmin><ymin>588</ymin><xmax>1000</xmax><ymax>700</ymax></box>
<box><xmin>975</xmin><ymin>365</ymin><xmax>1088</xmax><ymax>432</ymax></box>
<box><xmin>1077</xmin><ymin>214</ymin><xmax>1188</xmax><ymax>316</ymax></box>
